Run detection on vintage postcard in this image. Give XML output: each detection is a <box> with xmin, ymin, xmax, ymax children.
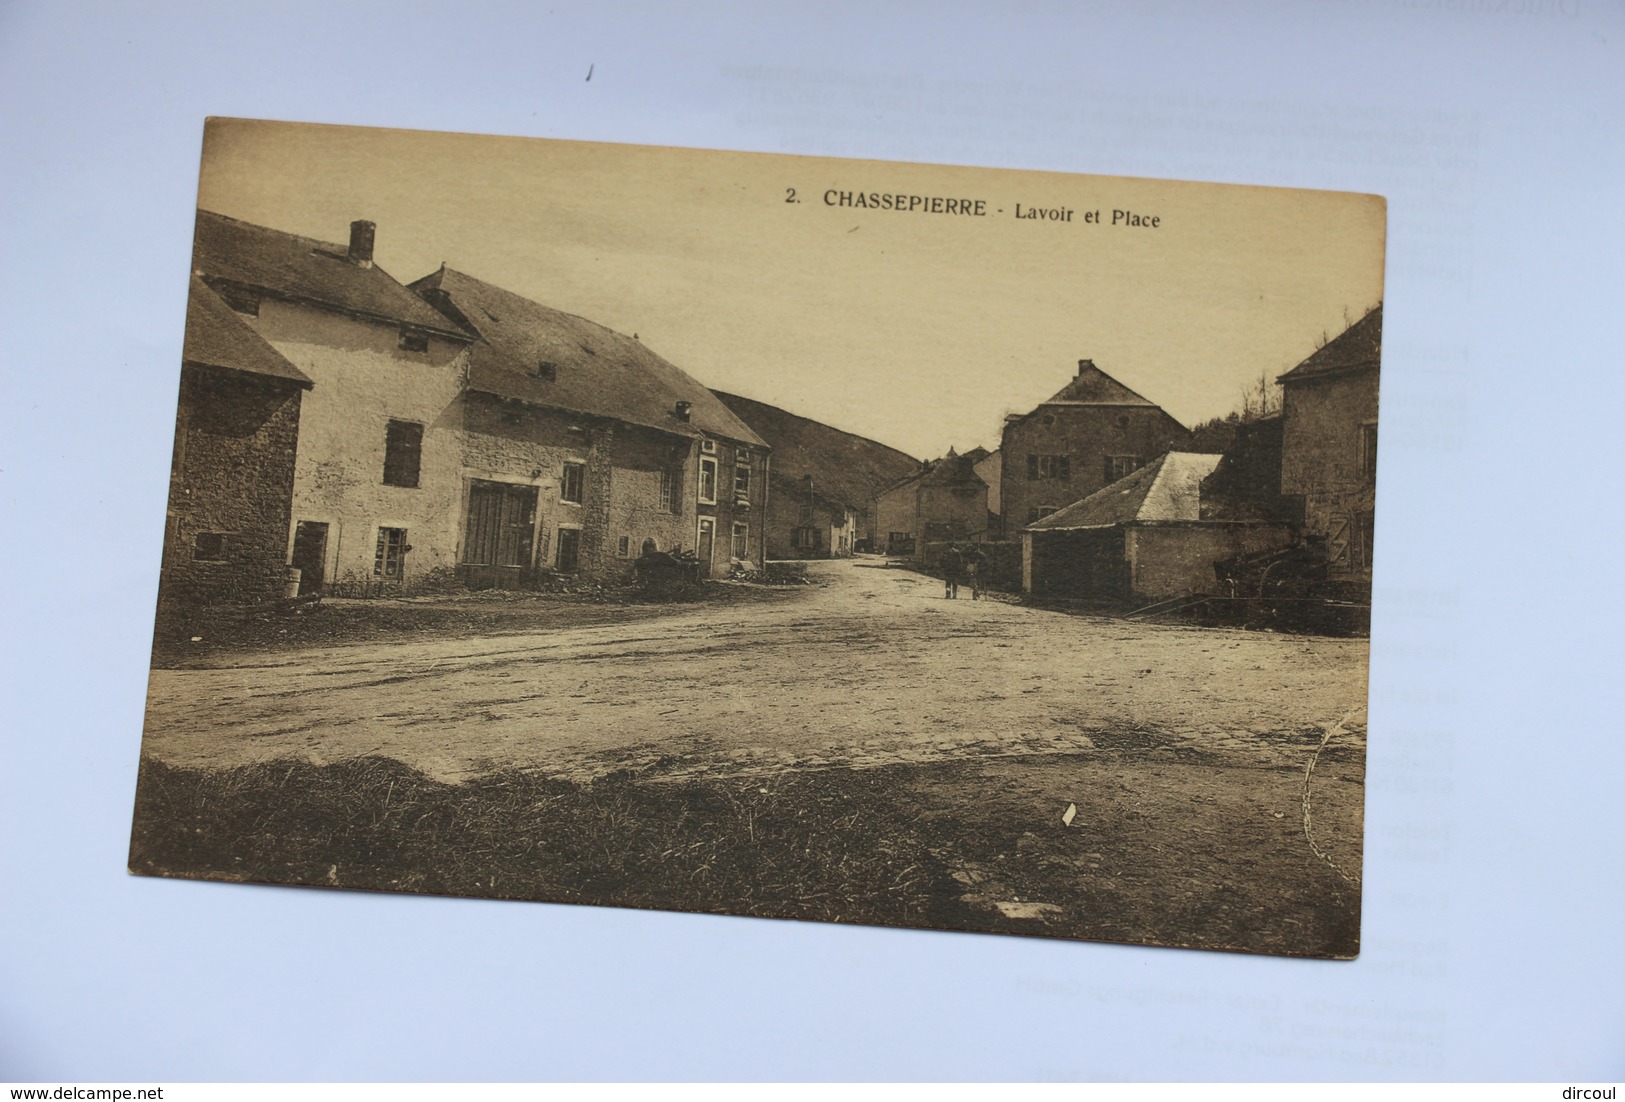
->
<box><xmin>132</xmin><ymin>118</ymin><xmax>1383</xmax><ymax>958</ymax></box>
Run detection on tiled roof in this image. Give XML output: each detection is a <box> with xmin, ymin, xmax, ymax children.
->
<box><xmin>1041</xmin><ymin>360</ymin><xmax>1160</xmax><ymax>406</ymax></box>
<box><xmin>712</xmin><ymin>391</ymin><xmax>918</xmax><ymax>510</ymax></box>
<box><xmin>182</xmin><ymin>275</ymin><xmax>312</xmax><ymax>387</ymax></box>
<box><xmin>878</xmin><ymin>452</ymin><xmax>987</xmax><ymax>501</ymax></box>
<box><xmin>919</xmin><ymin>450</ymin><xmax>988</xmax><ymax>488</ymax></box>
<box><xmin>1025</xmin><ymin>452</ymin><xmax>1220</xmax><ymax>531</ymax></box>
<box><xmin>1278</xmin><ymin>304</ymin><xmax>1382</xmax><ymax>383</ymax></box>
<box><xmin>192</xmin><ymin>210</ymin><xmax>468</xmax><ymax>337</ymax></box>
<box><xmin>411</xmin><ymin>267</ymin><xmax>765</xmax><ymax>448</ymax></box>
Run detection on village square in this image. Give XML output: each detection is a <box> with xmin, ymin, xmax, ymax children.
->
<box><xmin>134</xmin><ymin>194</ymin><xmax>1378</xmax><ymax>957</ymax></box>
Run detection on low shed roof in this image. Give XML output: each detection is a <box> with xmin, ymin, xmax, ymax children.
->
<box><xmin>1025</xmin><ymin>452</ymin><xmax>1220</xmax><ymax>531</ymax></box>
<box><xmin>182</xmin><ymin>276</ymin><xmax>312</xmax><ymax>387</ymax></box>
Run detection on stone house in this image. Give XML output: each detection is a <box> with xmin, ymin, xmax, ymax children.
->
<box><xmin>970</xmin><ymin>447</ymin><xmax>1003</xmax><ymax>533</ymax></box>
<box><xmin>1000</xmin><ymin>359</ymin><xmax>1190</xmax><ymax>531</ymax></box>
<box><xmin>189</xmin><ymin>210</ymin><xmax>767</xmax><ymax>594</ymax></box>
<box><xmin>159</xmin><ymin>275</ymin><xmax>313</xmax><ymax>607</ymax></box>
<box><xmin>1278</xmin><ymin>305</ymin><xmax>1382</xmax><ymax>589</ymax></box>
<box><xmin>411</xmin><ymin>267</ymin><xmax>769</xmax><ymax>581</ymax></box>
<box><xmin>1022</xmin><ymin>452</ymin><xmax>1293</xmax><ymax>601</ymax></box>
<box><xmin>711</xmin><ymin>390</ymin><xmax>918</xmax><ymax>558</ymax></box>
<box><xmin>192</xmin><ymin>210</ymin><xmax>478</xmax><ymax>595</ymax></box>
<box><xmin>874</xmin><ymin>449</ymin><xmax>991</xmax><ymax>561</ymax></box>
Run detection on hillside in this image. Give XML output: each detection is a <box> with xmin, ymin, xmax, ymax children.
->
<box><xmin>711</xmin><ymin>391</ymin><xmax>920</xmax><ymax>508</ymax></box>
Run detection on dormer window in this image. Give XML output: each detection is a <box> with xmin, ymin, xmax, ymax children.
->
<box><xmin>215</xmin><ymin>283</ymin><xmax>260</xmax><ymax>317</ymax></box>
<box><xmin>398</xmin><ymin>329</ymin><xmax>430</xmax><ymax>353</ymax></box>
<box><xmin>534</xmin><ymin>361</ymin><xmax>557</xmax><ymax>381</ymax></box>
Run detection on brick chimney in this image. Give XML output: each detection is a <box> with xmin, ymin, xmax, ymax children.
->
<box><xmin>1077</xmin><ymin>358</ymin><xmax>1095</xmax><ymax>377</ymax></box>
<box><xmin>348</xmin><ymin>220</ymin><xmax>375</xmax><ymax>269</ymax></box>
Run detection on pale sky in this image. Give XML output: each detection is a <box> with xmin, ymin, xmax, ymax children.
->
<box><xmin>197</xmin><ymin>118</ymin><xmax>1385</xmax><ymax>460</ymax></box>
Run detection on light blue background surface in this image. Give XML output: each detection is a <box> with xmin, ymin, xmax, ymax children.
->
<box><xmin>2</xmin><ymin>1</ymin><xmax>1622</xmax><ymax>1081</ymax></box>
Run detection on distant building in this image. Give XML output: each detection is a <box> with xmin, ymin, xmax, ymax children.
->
<box><xmin>1022</xmin><ymin>452</ymin><xmax>1293</xmax><ymax>601</ymax></box>
<box><xmin>1278</xmin><ymin>305</ymin><xmax>1381</xmax><ymax>589</ymax></box>
<box><xmin>159</xmin><ymin>275</ymin><xmax>313</xmax><ymax>606</ymax></box>
<box><xmin>711</xmin><ymin>391</ymin><xmax>918</xmax><ymax>559</ymax></box>
<box><xmin>874</xmin><ymin>449</ymin><xmax>991</xmax><ymax>562</ymax></box>
<box><xmin>970</xmin><ymin>447</ymin><xmax>1003</xmax><ymax>532</ymax></box>
<box><xmin>1001</xmin><ymin>359</ymin><xmax>1190</xmax><ymax>531</ymax></box>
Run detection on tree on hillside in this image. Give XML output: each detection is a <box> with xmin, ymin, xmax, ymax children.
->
<box><xmin>1187</xmin><ymin>369</ymin><xmax>1283</xmax><ymax>453</ymax></box>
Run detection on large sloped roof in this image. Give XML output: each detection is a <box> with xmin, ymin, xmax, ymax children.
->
<box><xmin>1026</xmin><ymin>452</ymin><xmax>1220</xmax><ymax>531</ymax></box>
<box><xmin>411</xmin><ymin>267</ymin><xmax>765</xmax><ymax>448</ymax></box>
<box><xmin>1278</xmin><ymin>304</ymin><xmax>1383</xmax><ymax>384</ymax></box>
<box><xmin>878</xmin><ymin>450</ymin><xmax>983</xmax><ymax>500</ymax></box>
<box><xmin>1040</xmin><ymin>360</ymin><xmax>1160</xmax><ymax>406</ymax></box>
<box><xmin>919</xmin><ymin>450</ymin><xmax>988</xmax><ymax>488</ymax></box>
<box><xmin>182</xmin><ymin>275</ymin><xmax>312</xmax><ymax>387</ymax></box>
<box><xmin>192</xmin><ymin>210</ymin><xmax>468</xmax><ymax>337</ymax></box>
<box><xmin>711</xmin><ymin>391</ymin><xmax>918</xmax><ymax>509</ymax></box>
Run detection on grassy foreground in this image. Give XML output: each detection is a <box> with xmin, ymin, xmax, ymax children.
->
<box><xmin>129</xmin><ymin>750</ymin><xmax>1361</xmax><ymax>957</ymax></box>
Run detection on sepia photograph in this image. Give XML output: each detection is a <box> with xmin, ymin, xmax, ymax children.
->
<box><xmin>130</xmin><ymin>117</ymin><xmax>1385</xmax><ymax>958</ymax></box>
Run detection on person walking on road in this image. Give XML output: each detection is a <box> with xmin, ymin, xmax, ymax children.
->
<box><xmin>965</xmin><ymin>543</ymin><xmax>987</xmax><ymax>600</ymax></box>
<box><xmin>942</xmin><ymin>543</ymin><xmax>963</xmax><ymax>599</ymax></box>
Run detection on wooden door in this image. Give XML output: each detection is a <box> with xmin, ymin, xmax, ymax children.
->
<box><xmin>290</xmin><ymin>521</ymin><xmax>328</xmax><ymax>596</ymax></box>
<box><xmin>556</xmin><ymin>527</ymin><xmax>581</xmax><ymax>572</ymax></box>
<box><xmin>461</xmin><ymin>479</ymin><xmax>539</xmax><ymax>587</ymax></box>
<box><xmin>696</xmin><ymin>517</ymin><xmax>715</xmax><ymax>576</ymax></box>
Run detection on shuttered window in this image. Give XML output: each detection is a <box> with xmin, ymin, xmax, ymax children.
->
<box><xmin>1105</xmin><ymin>455</ymin><xmax>1141</xmax><ymax>482</ymax></box>
<box><xmin>1027</xmin><ymin>454</ymin><xmax>1070</xmax><ymax>480</ymax></box>
<box><xmin>383</xmin><ymin>420</ymin><xmax>423</xmax><ymax>487</ymax></box>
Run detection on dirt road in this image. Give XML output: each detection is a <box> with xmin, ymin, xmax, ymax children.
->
<box><xmin>142</xmin><ymin>559</ymin><xmax>1368</xmax><ymax>785</ymax></box>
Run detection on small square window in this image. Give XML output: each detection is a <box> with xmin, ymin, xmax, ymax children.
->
<box><xmin>398</xmin><ymin>329</ymin><xmax>430</xmax><ymax>353</ymax></box>
<box><xmin>534</xmin><ymin>361</ymin><xmax>557</xmax><ymax>381</ymax></box>
<box><xmin>193</xmin><ymin>532</ymin><xmax>229</xmax><ymax>561</ymax></box>
<box><xmin>215</xmin><ymin>284</ymin><xmax>260</xmax><ymax>317</ymax></box>
<box><xmin>700</xmin><ymin>439</ymin><xmax>717</xmax><ymax>454</ymax></box>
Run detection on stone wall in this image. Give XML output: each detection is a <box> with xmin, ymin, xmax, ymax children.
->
<box><xmin>159</xmin><ymin>367</ymin><xmax>302</xmax><ymax>607</ymax></box>
<box><xmin>1280</xmin><ymin>369</ymin><xmax>1378</xmax><ymax>582</ymax></box>
<box><xmin>1126</xmin><ymin>524</ymin><xmax>1295</xmax><ymax>600</ymax></box>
